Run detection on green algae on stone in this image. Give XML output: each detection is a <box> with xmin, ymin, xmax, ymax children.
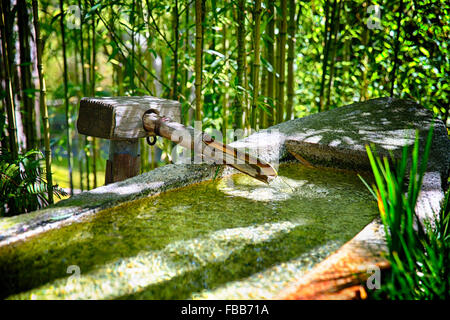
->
<box><xmin>0</xmin><ymin>163</ymin><xmax>377</xmax><ymax>300</ymax></box>
<box><xmin>0</xmin><ymin>164</ymin><xmax>219</xmax><ymax>243</ymax></box>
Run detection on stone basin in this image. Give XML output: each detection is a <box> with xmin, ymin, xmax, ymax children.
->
<box><xmin>0</xmin><ymin>97</ymin><xmax>448</xmax><ymax>300</ymax></box>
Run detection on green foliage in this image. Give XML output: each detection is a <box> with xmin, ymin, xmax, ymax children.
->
<box><xmin>2</xmin><ymin>0</ymin><xmax>449</xmax><ymax>197</ymax></box>
<box><xmin>294</xmin><ymin>0</ymin><xmax>449</xmax><ymax>120</ymax></box>
<box><xmin>0</xmin><ymin>149</ymin><xmax>66</xmax><ymax>217</ymax></box>
<box><xmin>361</xmin><ymin>126</ymin><xmax>450</xmax><ymax>299</ymax></box>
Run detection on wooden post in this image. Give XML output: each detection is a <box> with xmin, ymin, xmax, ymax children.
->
<box><xmin>105</xmin><ymin>139</ymin><xmax>140</xmax><ymax>184</ymax></box>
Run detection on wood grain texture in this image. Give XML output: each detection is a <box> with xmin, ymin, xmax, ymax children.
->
<box><xmin>105</xmin><ymin>154</ymin><xmax>141</xmax><ymax>184</ymax></box>
<box><xmin>277</xmin><ymin>220</ymin><xmax>389</xmax><ymax>300</ymax></box>
<box><xmin>77</xmin><ymin>96</ymin><xmax>181</xmax><ymax>140</ymax></box>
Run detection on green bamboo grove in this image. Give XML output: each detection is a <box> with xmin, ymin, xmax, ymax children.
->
<box><xmin>1</xmin><ymin>0</ymin><xmax>449</xmax><ymax>212</ymax></box>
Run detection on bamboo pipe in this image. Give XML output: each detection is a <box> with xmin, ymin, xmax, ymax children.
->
<box><xmin>142</xmin><ymin>111</ymin><xmax>277</xmax><ymax>183</ymax></box>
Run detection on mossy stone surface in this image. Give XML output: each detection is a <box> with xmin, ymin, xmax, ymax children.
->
<box><xmin>0</xmin><ymin>164</ymin><xmax>378</xmax><ymax>299</ymax></box>
<box><xmin>0</xmin><ymin>97</ymin><xmax>448</xmax><ymax>300</ymax></box>
<box><xmin>0</xmin><ymin>164</ymin><xmax>219</xmax><ymax>245</ymax></box>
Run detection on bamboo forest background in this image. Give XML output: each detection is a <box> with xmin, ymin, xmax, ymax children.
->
<box><xmin>1</xmin><ymin>0</ymin><xmax>449</xmax><ymax>209</ymax></box>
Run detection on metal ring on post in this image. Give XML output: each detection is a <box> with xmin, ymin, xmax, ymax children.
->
<box><xmin>143</xmin><ymin>109</ymin><xmax>162</xmax><ymax>137</ymax></box>
<box><xmin>146</xmin><ymin>135</ymin><xmax>157</xmax><ymax>146</ymax></box>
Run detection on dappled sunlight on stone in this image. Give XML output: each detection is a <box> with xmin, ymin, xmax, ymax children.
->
<box><xmin>16</xmin><ymin>220</ymin><xmax>302</xmax><ymax>300</ymax></box>
<box><xmin>90</xmin><ymin>181</ymin><xmax>165</xmax><ymax>197</ymax></box>
<box><xmin>357</xmin><ymin>128</ymin><xmax>416</xmax><ymax>150</ymax></box>
<box><xmin>217</xmin><ymin>172</ymin><xmax>330</xmax><ymax>202</ymax></box>
<box><xmin>1</xmin><ymin>97</ymin><xmax>448</xmax><ymax>301</ymax></box>
<box><xmin>0</xmin><ymin>163</ymin><xmax>378</xmax><ymax>300</ymax></box>
<box><xmin>191</xmin><ymin>240</ymin><xmax>343</xmax><ymax>300</ymax></box>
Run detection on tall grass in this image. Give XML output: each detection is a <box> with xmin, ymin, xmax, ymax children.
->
<box><xmin>361</xmin><ymin>125</ymin><xmax>450</xmax><ymax>299</ymax></box>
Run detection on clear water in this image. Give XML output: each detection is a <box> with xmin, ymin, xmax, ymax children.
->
<box><xmin>0</xmin><ymin>163</ymin><xmax>377</xmax><ymax>299</ymax></box>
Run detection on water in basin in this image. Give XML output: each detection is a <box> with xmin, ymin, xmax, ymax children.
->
<box><xmin>0</xmin><ymin>163</ymin><xmax>378</xmax><ymax>299</ymax></box>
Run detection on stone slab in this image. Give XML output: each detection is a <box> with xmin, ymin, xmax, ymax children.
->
<box><xmin>1</xmin><ymin>97</ymin><xmax>448</xmax><ymax>300</ymax></box>
<box><xmin>283</xmin><ymin>98</ymin><xmax>449</xmax><ymax>182</ymax></box>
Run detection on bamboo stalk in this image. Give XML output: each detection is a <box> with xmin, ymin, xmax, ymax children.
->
<box><xmin>325</xmin><ymin>0</ymin><xmax>342</xmax><ymax>109</ymax></box>
<box><xmin>244</xmin><ymin>45</ymin><xmax>249</xmax><ymax>132</ymax></box>
<box><xmin>131</xmin><ymin>0</ymin><xmax>135</xmax><ymax>92</ymax></box>
<box><xmin>172</xmin><ymin>0</ymin><xmax>179</xmax><ymax>101</ymax></box>
<box><xmin>276</xmin><ymin>0</ymin><xmax>287</xmax><ymax>124</ymax></box>
<box><xmin>183</xmin><ymin>0</ymin><xmax>190</xmax><ymax>125</ymax></box>
<box><xmin>0</xmin><ymin>50</ymin><xmax>4</xmax><ymax>150</ymax></box>
<box><xmin>233</xmin><ymin>0</ymin><xmax>245</xmax><ymax>130</ymax></box>
<box><xmin>84</xmin><ymin>0</ymin><xmax>91</xmax><ymax>190</ymax></box>
<box><xmin>111</xmin><ymin>0</ymin><xmax>124</xmax><ymax>97</ymax></box>
<box><xmin>266</xmin><ymin>0</ymin><xmax>275</xmax><ymax>126</ymax></box>
<box><xmin>78</xmin><ymin>0</ymin><xmax>88</xmax><ymax>190</ymax></box>
<box><xmin>274</xmin><ymin>2</ymin><xmax>280</xmax><ymax>119</ymax></box>
<box><xmin>342</xmin><ymin>9</ymin><xmax>350</xmax><ymax>95</ymax></box>
<box><xmin>17</xmin><ymin>0</ymin><xmax>36</xmax><ymax>151</ymax></box>
<box><xmin>140</xmin><ymin>139</ymin><xmax>147</xmax><ymax>173</ymax></box>
<box><xmin>73</xmin><ymin>18</ymin><xmax>84</xmax><ymax>192</ymax></box>
<box><xmin>250</xmin><ymin>0</ymin><xmax>262</xmax><ymax>129</ymax></box>
<box><xmin>79</xmin><ymin>0</ymin><xmax>87</xmax><ymax>97</ymax></box>
<box><xmin>135</xmin><ymin>1</ymin><xmax>149</xmax><ymax>170</ymax></box>
<box><xmin>74</xmin><ymin>33</ymin><xmax>79</xmax><ymax>87</ymax></box>
<box><xmin>144</xmin><ymin>0</ymin><xmax>157</xmax><ymax>97</ymax></box>
<box><xmin>59</xmin><ymin>0</ymin><xmax>74</xmax><ymax>196</ymax></box>
<box><xmin>194</xmin><ymin>0</ymin><xmax>203</xmax><ymax>121</ymax></box>
<box><xmin>90</xmin><ymin>0</ymin><xmax>97</xmax><ymax>188</ymax></box>
<box><xmin>0</xmin><ymin>1</ymin><xmax>18</xmax><ymax>160</ymax></box>
<box><xmin>359</xmin><ymin>25</ymin><xmax>369</xmax><ymax>102</ymax></box>
<box><xmin>31</xmin><ymin>0</ymin><xmax>53</xmax><ymax>204</ymax></box>
<box><xmin>151</xmin><ymin>144</ymin><xmax>156</xmax><ymax>170</ymax></box>
<box><xmin>389</xmin><ymin>0</ymin><xmax>404</xmax><ymax>97</ymax></box>
<box><xmin>318</xmin><ymin>0</ymin><xmax>332</xmax><ymax>113</ymax></box>
<box><xmin>286</xmin><ymin>0</ymin><xmax>298</xmax><ymax>121</ymax></box>
<box><xmin>259</xmin><ymin>43</ymin><xmax>267</xmax><ymax>129</ymax></box>
<box><xmin>222</xmin><ymin>17</ymin><xmax>229</xmax><ymax>143</ymax></box>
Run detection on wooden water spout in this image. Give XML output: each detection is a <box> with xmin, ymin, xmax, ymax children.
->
<box><xmin>77</xmin><ymin>96</ymin><xmax>276</xmax><ymax>185</ymax></box>
<box><xmin>142</xmin><ymin>110</ymin><xmax>277</xmax><ymax>183</ymax></box>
